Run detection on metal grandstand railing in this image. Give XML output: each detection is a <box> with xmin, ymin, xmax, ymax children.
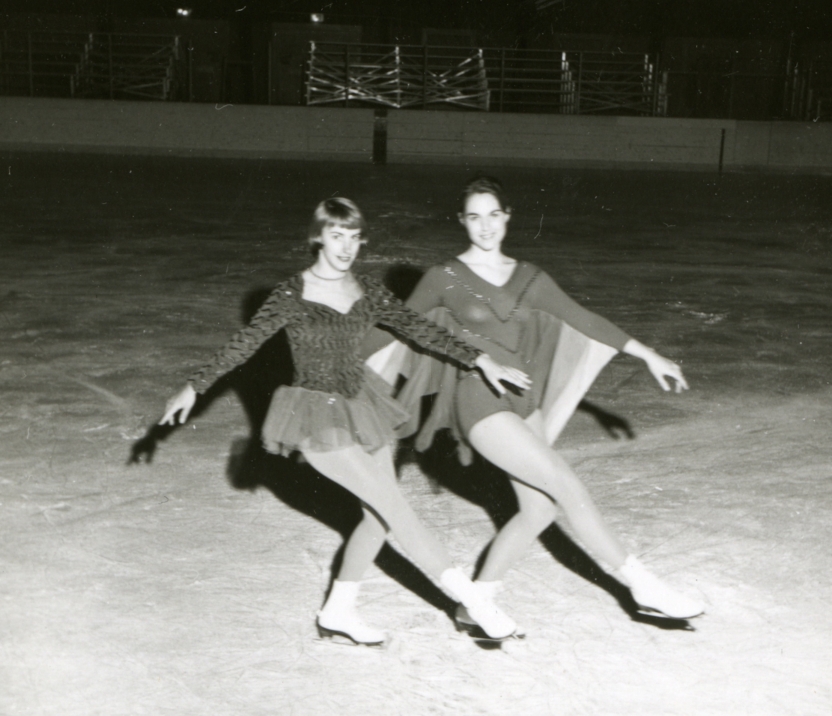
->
<box><xmin>787</xmin><ymin>60</ymin><xmax>832</xmax><ymax>121</ymax></box>
<box><xmin>306</xmin><ymin>42</ymin><xmax>489</xmax><ymax>110</ymax></box>
<box><xmin>305</xmin><ymin>42</ymin><xmax>665</xmax><ymax>115</ymax></box>
<box><xmin>0</xmin><ymin>30</ymin><xmax>90</xmax><ymax>97</ymax></box>
<box><xmin>72</xmin><ymin>33</ymin><xmax>181</xmax><ymax>100</ymax></box>
<box><xmin>0</xmin><ymin>31</ymin><xmax>182</xmax><ymax>100</ymax></box>
<box><xmin>483</xmin><ymin>47</ymin><xmax>664</xmax><ymax>115</ymax></box>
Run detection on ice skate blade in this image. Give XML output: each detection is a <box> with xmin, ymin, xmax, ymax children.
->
<box><xmin>635</xmin><ymin>604</ymin><xmax>704</xmax><ymax>620</ymax></box>
<box><xmin>454</xmin><ymin>617</ymin><xmax>525</xmax><ymax>645</ymax></box>
<box><xmin>316</xmin><ymin>624</ymin><xmax>386</xmax><ymax>648</ymax></box>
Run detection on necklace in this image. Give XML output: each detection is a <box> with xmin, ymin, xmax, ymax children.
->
<box><xmin>308</xmin><ymin>268</ymin><xmax>347</xmax><ymax>281</ymax></box>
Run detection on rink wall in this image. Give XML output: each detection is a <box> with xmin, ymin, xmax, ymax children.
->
<box><xmin>386</xmin><ymin>112</ymin><xmax>832</xmax><ymax>173</ymax></box>
<box><xmin>0</xmin><ymin>98</ymin><xmax>375</xmax><ymax>161</ymax></box>
<box><xmin>2</xmin><ymin>97</ymin><xmax>832</xmax><ymax>173</ymax></box>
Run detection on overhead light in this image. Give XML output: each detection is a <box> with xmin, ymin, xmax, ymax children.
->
<box><xmin>310</xmin><ymin>13</ymin><xmax>324</xmax><ymax>23</ymax></box>
<box><xmin>176</xmin><ymin>8</ymin><xmax>193</xmax><ymax>17</ymax></box>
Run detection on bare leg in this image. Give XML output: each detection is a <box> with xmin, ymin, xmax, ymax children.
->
<box><xmin>467</xmin><ymin>411</ymin><xmax>628</xmax><ymax>570</ymax></box>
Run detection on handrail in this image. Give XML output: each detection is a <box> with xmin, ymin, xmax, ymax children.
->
<box><xmin>1</xmin><ymin>30</ymin><xmax>182</xmax><ymax>100</ymax></box>
<box><xmin>307</xmin><ymin>42</ymin><xmax>661</xmax><ymax>115</ymax></box>
<box><xmin>2</xmin><ymin>31</ymin><xmax>828</xmax><ymax>119</ymax></box>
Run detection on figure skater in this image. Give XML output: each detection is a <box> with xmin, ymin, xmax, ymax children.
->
<box><xmin>363</xmin><ymin>176</ymin><xmax>705</xmax><ymax>632</ymax></box>
<box><xmin>159</xmin><ymin>197</ymin><xmax>531</xmax><ymax>646</ymax></box>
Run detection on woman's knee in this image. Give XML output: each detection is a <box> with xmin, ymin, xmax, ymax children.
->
<box><xmin>513</xmin><ymin>486</ymin><xmax>558</xmax><ymax>531</ymax></box>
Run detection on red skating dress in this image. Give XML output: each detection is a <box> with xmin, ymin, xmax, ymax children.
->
<box><xmin>362</xmin><ymin>259</ymin><xmax>632</xmax><ymax>464</ymax></box>
<box><xmin>187</xmin><ymin>273</ymin><xmax>482</xmax><ymax>457</ymax></box>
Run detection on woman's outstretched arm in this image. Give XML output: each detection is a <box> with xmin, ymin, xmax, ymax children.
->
<box><xmin>622</xmin><ymin>339</ymin><xmax>688</xmax><ymax>393</ymax></box>
<box><xmin>532</xmin><ymin>271</ymin><xmax>687</xmax><ymax>393</ymax></box>
<box><xmin>186</xmin><ymin>284</ymin><xmax>296</xmax><ymax>394</ymax></box>
<box><xmin>158</xmin><ymin>283</ymin><xmax>297</xmax><ymax>425</ymax></box>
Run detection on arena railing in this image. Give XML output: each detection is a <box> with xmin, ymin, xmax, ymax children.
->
<box><xmin>304</xmin><ymin>42</ymin><xmax>830</xmax><ymax>120</ymax></box>
<box><xmin>0</xmin><ymin>31</ymin><xmax>184</xmax><ymax>101</ymax></box>
<box><xmin>662</xmin><ymin>64</ymin><xmax>828</xmax><ymax>121</ymax></box>
<box><xmin>305</xmin><ymin>43</ymin><xmax>666</xmax><ymax>116</ymax></box>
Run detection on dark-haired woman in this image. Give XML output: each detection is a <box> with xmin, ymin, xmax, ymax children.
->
<box><xmin>364</xmin><ymin>178</ymin><xmax>705</xmax><ymax>628</ymax></box>
<box><xmin>160</xmin><ymin>197</ymin><xmax>530</xmax><ymax>645</ymax></box>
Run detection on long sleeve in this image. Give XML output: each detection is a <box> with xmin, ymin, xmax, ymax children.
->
<box><xmin>359</xmin><ymin>266</ymin><xmax>447</xmax><ymax>359</ymax></box>
<box><xmin>365</xmin><ymin>279</ymin><xmax>481</xmax><ymax>368</ymax></box>
<box><xmin>529</xmin><ymin>271</ymin><xmax>631</xmax><ymax>350</ymax></box>
<box><xmin>398</xmin><ymin>264</ymin><xmax>447</xmax><ymax>314</ymax></box>
<box><xmin>187</xmin><ymin>283</ymin><xmax>297</xmax><ymax>393</ymax></box>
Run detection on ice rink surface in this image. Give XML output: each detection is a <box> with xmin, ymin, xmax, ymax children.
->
<box><xmin>1</xmin><ymin>152</ymin><xmax>831</xmax><ymax>715</ymax></box>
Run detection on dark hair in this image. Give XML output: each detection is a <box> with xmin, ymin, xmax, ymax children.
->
<box><xmin>458</xmin><ymin>175</ymin><xmax>511</xmax><ymax>214</ymax></box>
<box><xmin>308</xmin><ymin>197</ymin><xmax>366</xmax><ymax>248</ymax></box>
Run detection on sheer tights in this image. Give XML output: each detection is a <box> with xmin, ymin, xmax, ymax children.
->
<box><xmin>303</xmin><ymin>445</ymin><xmax>451</xmax><ymax>580</ymax></box>
<box><xmin>318</xmin><ymin>409</ymin><xmax>630</xmax><ymax>585</ymax></box>
<box><xmin>467</xmin><ymin>409</ymin><xmax>628</xmax><ymax>579</ymax></box>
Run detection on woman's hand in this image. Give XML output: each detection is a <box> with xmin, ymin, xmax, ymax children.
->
<box><xmin>474</xmin><ymin>354</ymin><xmax>532</xmax><ymax>395</ymax></box>
<box><xmin>159</xmin><ymin>384</ymin><xmax>198</xmax><ymax>425</ymax></box>
<box><xmin>623</xmin><ymin>340</ymin><xmax>688</xmax><ymax>393</ymax></box>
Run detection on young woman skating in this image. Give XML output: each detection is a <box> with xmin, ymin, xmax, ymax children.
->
<box><xmin>363</xmin><ymin>177</ymin><xmax>705</xmax><ymax>632</ymax></box>
<box><xmin>160</xmin><ymin>197</ymin><xmax>530</xmax><ymax>645</ymax></box>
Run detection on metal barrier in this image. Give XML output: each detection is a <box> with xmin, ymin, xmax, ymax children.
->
<box><xmin>660</xmin><ymin>66</ymin><xmax>832</xmax><ymax>121</ymax></box>
<box><xmin>0</xmin><ymin>31</ymin><xmax>91</xmax><ymax>97</ymax></box>
<box><xmin>306</xmin><ymin>43</ymin><xmax>489</xmax><ymax>110</ymax></box>
<box><xmin>2</xmin><ymin>30</ymin><xmax>829</xmax><ymax>120</ymax></box>
<box><xmin>72</xmin><ymin>33</ymin><xmax>181</xmax><ymax>100</ymax></box>
<box><xmin>0</xmin><ymin>31</ymin><xmax>183</xmax><ymax>100</ymax></box>
<box><xmin>483</xmin><ymin>48</ymin><xmax>664</xmax><ymax>115</ymax></box>
<box><xmin>787</xmin><ymin>61</ymin><xmax>832</xmax><ymax>121</ymax></box>
<box><xmin>304</xmin><ymin>42</ymin><xmax>831</xmax><ymax>120</ymax></box>
<box><xmin>306</xmin><ymin>43</ymin><xmax>665</xmax><ymax>116</ymax></box>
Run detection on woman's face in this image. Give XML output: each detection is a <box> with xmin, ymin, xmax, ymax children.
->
<box><xmin>317</xmin><ymin>223</ymin><xmax>365</xmax><ymax>273</ymax></box>
<box><xmin>459</xmin><ymin>192</ymin><xmax>510</xmax><ymax>252</ymax></box>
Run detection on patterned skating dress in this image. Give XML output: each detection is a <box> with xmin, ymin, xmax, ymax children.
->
<box><xmin>188</xmin><ymin>273</ymin><xmax>482</xmax><ymax>457</ymax></box>
<box><xmin>362</xmin><ymin>259</ymin><xmax>632</xmax><ymax>464</ymax></box>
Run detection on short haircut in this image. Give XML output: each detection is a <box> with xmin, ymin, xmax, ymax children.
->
<box><xmin>308</xmin><ymin>197</ymin><xmax>366</xmax><ymax>246</ymax></box>
<box><xmin>458</xmin><ymin>175</ymin><xmax>511</xmax><ymax>214</ymax></box>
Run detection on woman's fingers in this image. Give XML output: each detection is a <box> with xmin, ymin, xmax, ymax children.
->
<box><xmin>158</xmin><ymin>386</ymin><xmax>197</xmax><ymax>425</ymax></box>
<box><xmin>159</xmin><ymin>403</ymin><xmax>182</xmax><ymax>425</ymax></box>
<box><xmin>501</xmin><ymin>368</ymin><xmax>532</xmax><ymax>389</ymax></box>
<box><xmin>474</xmin><ymin>355</ymin><xmax>532</xmax><ymax>395</ymax></box>
<box><xmin>176</xmin><ymin>402</ymin><xmax>193</xmax><ymax>423</ymax></box>
<box><xmin>480</xmin><ymin>368</ymin><xmax>506</xmax><ymax>394</ymax></box>
<box><xmin>664</xmin><ymin>361</ymin><xmax>688</xmax><ymax>393</ymax></box>
<box><xmin>490</xmin><ymin>367</ymin><xmax>531</xmax><ymax>394</ymax></box>
<box><xmin>650</xmin><ymin>358</ymin><xmax>688</xmax><ymax>393</ymax></box>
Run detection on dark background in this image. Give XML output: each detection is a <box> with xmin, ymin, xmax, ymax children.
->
<box><xmin>4</xmin><ymin>1</ymin><xmax>832</xmax><ymax>43</ymax></box>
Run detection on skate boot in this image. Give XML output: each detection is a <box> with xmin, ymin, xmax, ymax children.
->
<box><xmin>316</xmin><ymin>580</ymin><xmax>386</xmax><ymax>646</ymax></box>
<box><xmin>440</xmin><ymin>568</ymin><xmax>519</xmax><ymax>641</ymax></box>
<box><xmin>618</xmin><ymin>556</ymin><xmax>705</xmax><ymax>619</ymax></box>
<box><xmin>454</xmin><ymin>581</ymin><xmax>526</xmax><ymax>639</ymax></box>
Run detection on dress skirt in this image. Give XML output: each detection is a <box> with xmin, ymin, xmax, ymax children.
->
<box><xmin>366</xmin><ymin>307</ymin><xmax>618</xmax><ymax>466</ymax></box>
<box><xmin>261</xmin><ymin>366</ymin><xmax>410</xmax><ymax>457</ymax></box>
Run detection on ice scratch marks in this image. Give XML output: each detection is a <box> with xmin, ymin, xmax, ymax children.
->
<box><xmin>55</xmin><ymin>370</ymin><xmax>146</xmax><ymax>439</ymax></box>
<box><xmin>66</xmin><ymin>374</ymin><xmax>131</xmax><ymax>414</ymax></box>
<box><xmin>687</xmin><ymin>311</ymin><xmax>726</xmax><ymax>325</ymax></box>
<box><xmin>666</xmin><ymin>301</ymin><xmax>727</xmax><ymax>325</ymax></box>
